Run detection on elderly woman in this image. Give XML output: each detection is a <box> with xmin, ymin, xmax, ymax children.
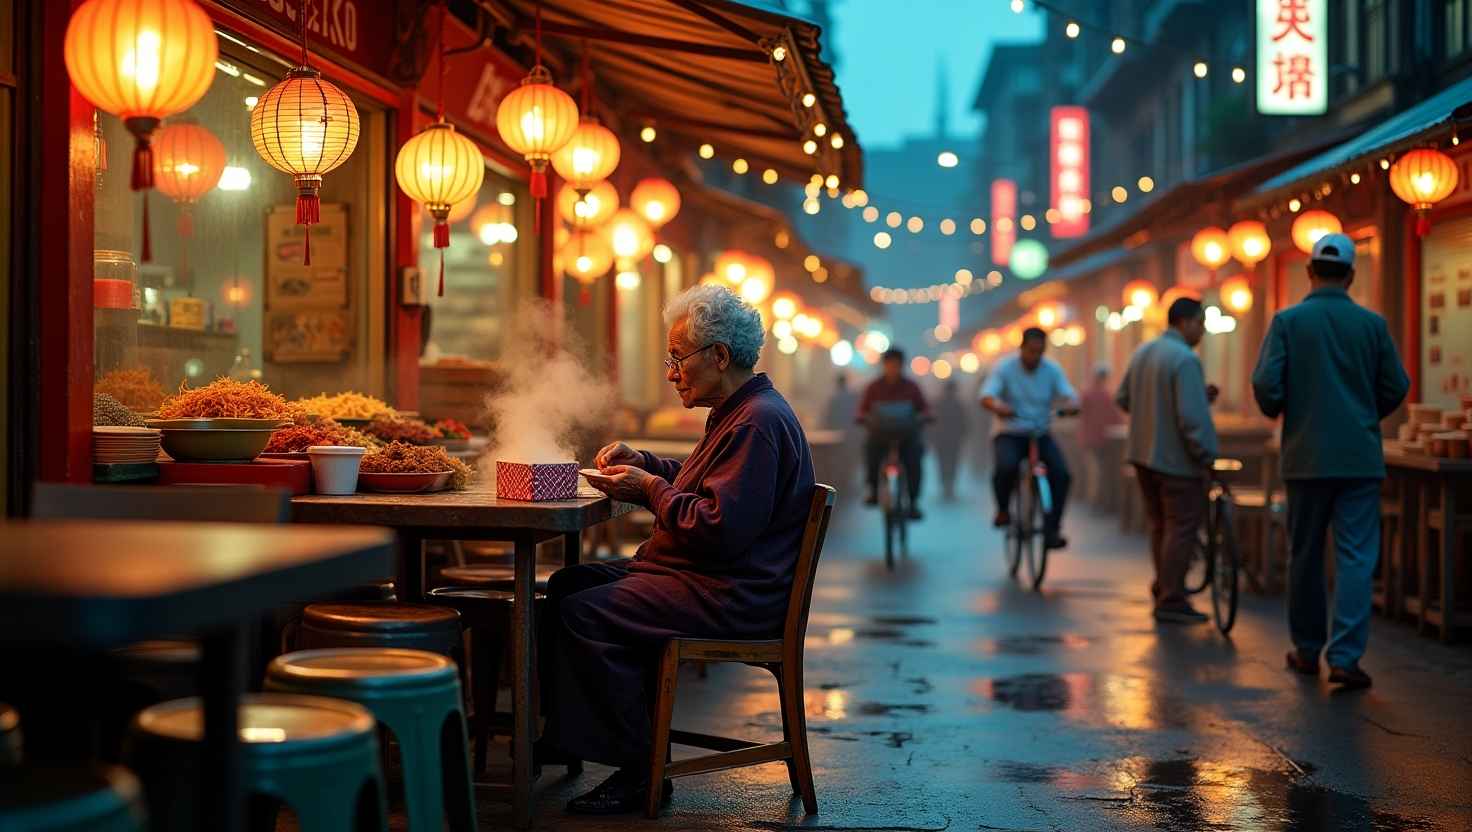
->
<box><xmin>540</xmin><ymin>284</ymin><xmax>816</xmax><ymax>814</ymax></box>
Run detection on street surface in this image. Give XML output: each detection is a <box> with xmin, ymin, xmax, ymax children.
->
<box><xmin>479</xmin><ymin>467</ymin><xmax>1472</xmax><ymax>831</ymax></box>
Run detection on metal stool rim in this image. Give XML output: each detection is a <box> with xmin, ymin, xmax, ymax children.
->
<box><xmin>134</xmin><ymin>693</ymin><xmax>376</xmax><ymax>747</ymax></box>
<box><xmin>270</xmin><ymin>648</ymin><xmax>456</xmax><ymax>682</ymax></box>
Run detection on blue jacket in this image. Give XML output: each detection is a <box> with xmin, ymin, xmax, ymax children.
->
<box><xmin>1251</xmin><ymin>286</ymin><xmax>1410</xmax><ymax>479</ymax></box>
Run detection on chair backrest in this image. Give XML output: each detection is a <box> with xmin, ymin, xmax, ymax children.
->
<box><xmin>782</xmin><ymin>484</ymin><xmax>837</xmax><ymax>654</ymax></box>
<box><xmin>30</xmin><ymin>483</ymin><xmax>291</xmax><ymax>523</ymax></box>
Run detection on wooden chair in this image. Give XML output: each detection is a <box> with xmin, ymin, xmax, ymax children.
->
<box><xmin>644</xmin><ymin>484</ymin><xmax>836</xmax><ymax>818</ymax></box>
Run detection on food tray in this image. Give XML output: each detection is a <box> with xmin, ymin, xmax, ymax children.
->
<box><xmin>357</xmin><ymin>470</ymin><xmax>452</xmax><ymax>493</ymax></box>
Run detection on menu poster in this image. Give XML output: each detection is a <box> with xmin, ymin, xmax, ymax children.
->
<box><xmin>266</xmin><ymin>308</ymin><xmax>352</xmax><ymax>363</ymax></box>
<box><xmin>266</xmin><ymin>204</ymin><xmax>349</xmax><ymax>308</ymax></box>
<box><xmin>1420</xmin><ymin>217</ymin><xmax>1472</xmax><ymax>409</ymax></box>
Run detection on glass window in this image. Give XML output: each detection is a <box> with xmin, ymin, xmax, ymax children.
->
<box><xmin>1447</xmin><ymin>0</ymin><xmax>1468</xmax><ymax>58</ymax></box>
<box><xmin>92</xmin><ymin>36</ymin><xmax>388</xmax><ymax>411</ymax></box>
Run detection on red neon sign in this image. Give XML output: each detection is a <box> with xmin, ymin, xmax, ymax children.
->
<box><xmin>1050</xmin><ymin>107</ymin><xmax>1090</xmax><ymax>239</ymax></box>
<box><xmin>991</xmin><ymin>179</ymin><xmax>1016</xmax><ymax>266</ymax></box>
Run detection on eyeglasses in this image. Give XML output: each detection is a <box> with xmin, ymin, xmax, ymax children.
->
<box><xmin>663</xmin><ymin>343</ymin><xmax>715</xmax><ymax>372</ymax></box>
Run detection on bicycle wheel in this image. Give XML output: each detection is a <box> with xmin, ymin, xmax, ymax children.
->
<box><xmin>1005</xmin><ymin>476</ymin><xmax>1024</xmax><ymax>577</ymax></box>
<box><xmin>1024</xmin><ymin>474</ymin><xmax>1050</xmax><ymax>591</ymax></box>
<box><xmin>1211</xmin><ymin>497</ymin><xmax>1240</xmax><ymax>634</ymax></box>
<box><xmin>1184</xmin><ymin>524</ymin><xmax>1212</xmax><ymax>595</ymax></box>
<box><xmin>880</xmin><ymin>470</ymin><xmax>896</xmax><ymax>571</ymax></box>
<box><xmin>896</xmin><ymin>469</ymin><xmax>910</xmax><ymax>558</ymax></box>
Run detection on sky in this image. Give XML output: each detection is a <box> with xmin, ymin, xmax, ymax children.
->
<box><xmin>827</xmin><ymin>0</ymin><xmax>1043</xmax><ymax>148</ymax></box>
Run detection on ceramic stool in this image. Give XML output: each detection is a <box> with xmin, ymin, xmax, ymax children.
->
<box><xmin>0</xmin><ymin>764</ymin><xmax>146</xmax><ymax>832</ymax></box>
<box><xmin>297</xmin><ymin>603</ymin><xmax>461</xmax><ymax>657</ymax></box>
<box><xmin>127</xmin><ymin>694</ymin><xmax>386</xmax><ymax>832</ymax></box>
<box><xmin>265</xmin><ymin>649</ymin><xmax>476</xmax><ymax>832</ymax></box>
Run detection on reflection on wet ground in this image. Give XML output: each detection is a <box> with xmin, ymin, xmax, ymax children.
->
<box><xmin>974</xmin><ymin>672</ymin><xmax>1193</xmax><ymax>730</ymax></box>
<box><xmin>972</xmin><ymin>633</ymin><xmax>1093</xmax><ymax>655</ymax></box>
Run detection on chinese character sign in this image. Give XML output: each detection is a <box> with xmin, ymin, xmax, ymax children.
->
<box><xmin>991</xmin><ymin>179</ymin><xmax>1017</xmax><ymax>266</ymax></box>
<box><xmin>1257</xmin><ymin>0</ymin><xmax>1327</xmax><ymax>115</ymax></box>
<box><xmin>1050</xmin><ymin>107</ymin><xmax>1090</xmax><ymax>239</ymax></box>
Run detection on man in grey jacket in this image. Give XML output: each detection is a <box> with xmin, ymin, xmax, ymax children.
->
<box><xmin>1117</xmin><ymin>297</ymin><xmax>1219</xmax><ymax>623</ymax></box>
<box><xmin>1253</xmin><ymin>233</ymin><xmax>1409</xmax><ymax>690</ymax></box>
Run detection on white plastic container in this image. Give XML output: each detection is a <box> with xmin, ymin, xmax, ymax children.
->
<box><xmin>307</xmin><ymin>445</ymin><xmax>366</xmax><ymax>495</ymax></box>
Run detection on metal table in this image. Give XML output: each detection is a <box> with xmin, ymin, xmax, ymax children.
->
<box><xmin>0</xmin><ymin>520</ymin><xmax>395</xmax><ymax>832</ymax></box>
<box><xmin>291</xmin><ymin>484</ymin><xmax>635</xmax><ymax>827</ymax></box>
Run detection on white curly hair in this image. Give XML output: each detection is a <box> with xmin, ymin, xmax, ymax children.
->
<box><xmin>664</xmin><ymin>284</ymin><xmax>765</xmax><ymax>369</ymax></box>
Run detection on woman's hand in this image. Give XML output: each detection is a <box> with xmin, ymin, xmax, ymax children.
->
<box><xmin>585</xmin><ymin>465</ymin><xmax>654</xmax><ymax>502</ymax></box>
<box><xmin>594</xmin><ymin>441</ymin><xmax>642</xmax><ymax>469</ymax></box>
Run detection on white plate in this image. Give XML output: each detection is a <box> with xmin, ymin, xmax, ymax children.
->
<box><xmin>579</xmin><ymin>467</ymin><xmax>614</xmax><ymax>482</ymax></box>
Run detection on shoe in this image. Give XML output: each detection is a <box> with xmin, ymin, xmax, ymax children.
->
<box><xmin>907</xmin><ymin>507</ymin><xmax>924</xmax><ymax>520</ymax></box>
<box><xmin>863</xmin><ymin>491</ymin><xmax>878</xmax><ymax>506</ymax></box>
<box><xmin>1328</xmin><ymin>664</ymin><xmax>1373</xmax><ymax>690</ymax></box>
<box><xmin>1152</xmin><ymin>603</ymin><xmax>1208</xmax><ymax>624</ymax></box>
<box><xmin>566</xmin><ymin>770</ymin><xmax>673</xmax><ymax>815</ymax></box>
<box><xmin>993</xmin><ymin>511</ymin><xmax>1010</xmax><ymax>528</ymax></box>
<box><xmin>1284</xmin><ymin>649</ymin><xmax>1320</xmax><ymax>676</ymax></box>
<box><xmin>1044</xmin><ymin>534</ymin><xmax>1068</xmax><ymax>550</ymax></box>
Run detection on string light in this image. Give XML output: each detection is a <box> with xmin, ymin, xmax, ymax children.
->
<box><xmin>1065</xmin><ymin>21</ymin><xmax>1080</xmax><ymax>38</ymax></box>
<box><xmin>862</xmin><ymin>206</ymin><xmax>879</xmax><ymax>222</ymax></box>
<box><xmin>1010</xmin><ymin>0</ymin><xmax>1024</xmax><ymax>11</ymax></box>
<box><xmin>906</xmin><ymin>216</ymin><xmax>924</xmax><ymax>233</ymax></box>
<box><xmin>1019</xmin><ymin>214</ymin><xmax>1036</xmax><ymax>231</ymax></box>
<box><xmin>698</xmin><ymin>143</ymin><xmax>715</xmax><ymax>159</ymax></box>
<box><xmin>813</xmin><ymin>122</ymin><xmax>827</xmax><ymax>137</ymax></box>
<box><xmin>801</xmin><ymin>92</ymin><xmax>816</xmax><ymax>108</ymax></box>
<box><xmin>939</xmin><ymin>218</ymin><xmax>956</xmax><ymax>235</ymax></box>
<box><xmin>1138</xmin><ymin>176</ymin><xmax>1155</xmax><ymax>192</ymax></box>
<box><xmin>1112</xmin><ymin>186</ymin><xmax>1128</xmax><ymax>203</ymax></box>
<box><xmin>762</xmin><ymin>168</ymin><xmax>779</xmax><ymax>184</ymax></box>
<box><xmin>1232</xmin><ymin>66</ymin><xmax>1246</xmax><ymax>83</ymax></box>
<box><xmin>873</xmin><ymin>231</ymin><xmax>892</xmax><ymax>249</ymax></box>
<box><xmin>1193</xmin><ymin>61</ymin><xmax>1208</xmax><ymax>78</ymax></box>
<box><xmin>970</xmin><ymin>218</ymin><xmax>987</xmax><ymax>235</ymax></box>
<box><xmin>803</xmin><ymin>140</ymin><xmax>818</xmax><ymax>155</ymax></box>
<box><xmin>937</xmin><ymin>151</ymin><xmax>959</xmax><ymax>168</ymax></box>
<box><xmin>886</xmin><ymin>211</ymin><xmax>902</xmax><ymax>228</ymax></box>
<box><xmin>732</xmin><ymin>158</ymin><xmax>749</xmax><ymax>174</ymax></box>
<box><xmin>831</xmin><ymin>133</ymin><xmax>845</xmax><ymax>149</ymax></box>
<box><xmin>1111</xmin><ymin>37</ymin><xmax>1126</xmax><ymax>54</ymax></box>
<box><xmin>640</xmin><ymin>125</ymin><xmax>657</xmax><ymax>142</ymax></box>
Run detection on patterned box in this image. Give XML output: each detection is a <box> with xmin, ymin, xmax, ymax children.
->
<box><xmin>496</xmin><ymin>461</ymin><xmax>579</xmax><ymax>501</ymax></box>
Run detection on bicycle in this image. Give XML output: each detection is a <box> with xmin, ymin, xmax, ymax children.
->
<box><xmin>1001</xmin><ymin>411</ymin><xmax>1075</xmax><ymax>591</ymax></box>
<box><xmin>1184</xmin><ymin>458</ymin><xmax>1242</xmax><ymax>634</ymax></box>
<box><xmin>866</xmin><ymin>403</ymin><xmax>922</xmax><ymax>572</ymax></box>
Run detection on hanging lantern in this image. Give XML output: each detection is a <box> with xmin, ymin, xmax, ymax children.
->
<box><xmin>550</xmin><ymin>117</ymin><xmax>620</xmax><ymax>192</ymax></box>
<box><xmin>556</xmin><ymin>180</ymin><xmax>618</xmax><ymax>228</ymax></box>
<box><xmin>1227</xmin><ymin>220</ymin><xmax>1271</xmax><ymax>267</ymax></box>
<box><xmin>739</xmin><ymin>256</ymin><xmax>774</xmax><ymax>304</ymax></box>
<box><xmin>496</xmin><ymin>65</ymin><xmax>579</xmax><ymax>207</ymax></box>
<box><xmin>605</xmin><ymin>209</ymin><xmax>654</xmax><ymax>263</ymax></box>
<box><xmin>714</xmin><ymin>250</ymin><xmax>751</xmax><ymax>285</ymax></box>
<box><xmin>1291</xmin><ymin>209</ymin><xmax>1342</xmax><ymax>254</ymax></box>
<box><xmin>152</xmin><ymin>120</ymin><xmax>226</xmax><ymax>237</ymax></box>
<box><xmin>630</xmin><ymin>177</ymin><xmax>682</xmax><ymax>228</ymax></box>
<box><xmin>64</xmin><ymin>0</ymin><xmax>218</xmax><ymax>261</ymax></box>
<box><xmin>471</xmin><ymin>203</ymin><xmax>517</xmax><ymax>246</ymax></box>
<box><xmin>1190</xmin><ymin>226</ymin><xmax>1231</xmax><ymax>270</ymax></box>
<box><xmin>771</xmin><ymin>293</ymin><xmax>800</xmax><ymax>321</ymax></box>
<box><xmin>396</xmin><ymin>122</ymin><xmax>486</xmax><ymax>295</ymax></box>
<box><xmin>1122</xmin><ymin>279</ymin><xmax>1158</xmax><ymax>310</ymax></box>
<box><xmin>1220</xmin><ymin>275</ymin><xmax>1253</xmax><ymax>314</ymax></box>
<box><xmin>560</xmin><ymin>229</ymin><xmax>614</xmax><ymax>303</ymax></box>
<box><xmin>1389</xmin><ymin>148</ymin><xmax>1459</xmax><ymax>236</ymax></box>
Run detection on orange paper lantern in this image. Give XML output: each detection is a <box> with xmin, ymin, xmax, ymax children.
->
<box><xmin>550</xmin><ymin>117</ymin><xmax>620</xmax><ymax>192</ymax></box>
<box><xmin>396</xmin><ymin>121</ymin><xmax>486</xmax><ymax>294</ymax></box>
<box><xmin>1220</xmin><ymin>275</ymin><xmax>1253</xmax><ymax>313</ymax></box>
<box><xmin>630</xmin><ymin>178</ymin><xmax>682</xmax><ymax>228</ymax></box>
<box><xmin>1227</xmin><ymin>220</ymin><xmax>1271</xmax><ymax>267</ymax></box>
<box><xmin>556</xmin><ymin>180</ymin><xmax>618</xmax><ymax>228</ymax></box>
<box><xmin>1291</xmin><ymin>209</ymin><xmax>1342</xmax><ymax>254</ymax></box>
<box><xmin>1122</xmin><ymin>279</ymin><xmax>1158</xmax><ymax>310</ymax></box>
<box><xmin>152</xmin><ymin>120</ymin><xmax>226</xmax><ymax>236</ymax></box>
<box><xmin>1190</xmin><ymin>226</ymin><xmax>1231</xmax><ymax>270</ymax></box>
<box><xmin>1389</xmin><ymin>148</ymin><xmax>1459</xmax><ymax>236</ymax></box>
<box><xmin>496</xmin><ymin>66</ymin><xmax>579</xmax><ymax>202</ymax></box>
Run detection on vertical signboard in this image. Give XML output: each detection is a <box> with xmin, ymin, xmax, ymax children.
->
<box><xmin>991</xmin><ymin>179</ymin><xmax>1017</xmax><ymax>266</ymax></box>
<box><xmin>1257</xmin><ymin>0</ymin><xmax>1327</xmax><ymax>115</ymax></box>
<box><xmin>1050</xmin><ymin>106</ymin><xmax>1090</xmax><ymax>239</ymax></box>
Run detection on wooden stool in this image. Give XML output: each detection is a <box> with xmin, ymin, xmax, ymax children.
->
<box><xmin>298</xmin><ymin>603</ymin><xmax>462</xmax><ymax>657</ymax></box>
<box><xmin>644</xmin><ymin>485</ymin><xmax>836</xmax><ymax>818</ymax></box>
<box><xmin>266</xmin><ymin>649</ymin><xmax>476</xmax><ymax>832</ymax></box>
<box><xmin>1</xmin><ymin>703</ymin><xmax>21</xmax><ymax>767</ymax></box>
<box><xmin>436</xmin><ymin>564</ymin><xmax>556</xmax><ymax>593</ymax></box>
<box><xmin>127</xmin><ymin>694</ymin><xmax>387</xmax><ymax>832</ymax></box>
<box><xmin>0</xmin><ymin>764</ymin><xmax>146</xmax><ymax>832</ymax></box>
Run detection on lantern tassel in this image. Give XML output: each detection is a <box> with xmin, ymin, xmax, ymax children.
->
<box><xmin>177</xmin><ymin>208</ymin><xmax>192</xmax><ymax>239</ymax></box>
<box><xmin>433</xmin><ymin>220</ymin><xmax>450</xmax><ymax>249</ymax></box>
<box><xmin>1417</xmin><ymin>214</ymin><xmax>1431</xmax><ymax>237</ymax></box>
<box><xmin>130</xmin><ymin>139</ymin><xmax>153</xmax><ymax>191</ymax></box>
<box><xmin>303</xmin><ymin>226</ymin><xmax>312</xmax><ymax>266</ymax></box>
<box><xmin>296</xmin><ymin>193</ymin><xmax>320</xmax><ymax>225</ymax></box>
<box><xmin>439</xmin><ymin>250</ymin><xmax>446</xmax><ymax>297</ymax></box>
<box><xmin>579</xmin><ymin>286</ymin><xmax>591</xmax><ymax>305</ymax></box>
<box><xmin>140</xmin><ymin>192</ymin><xmax>152</xmax><ymax>263</ymax></box>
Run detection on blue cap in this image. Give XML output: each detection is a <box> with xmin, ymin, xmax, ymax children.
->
<box><xmin>1310</xmin><ymin>232</ymin><xmax>1355</xmax><ymax>267</ymax></box>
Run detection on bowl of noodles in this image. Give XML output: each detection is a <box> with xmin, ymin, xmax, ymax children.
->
<box><xmin>356</xmin><ymin>442</ymin><xmax>471</xmax><ymax>493</ymax></box>
<box><xmin>146</xmin><ymin>378</ymin><xmax>295</xmax><ymax>462</ymax></box>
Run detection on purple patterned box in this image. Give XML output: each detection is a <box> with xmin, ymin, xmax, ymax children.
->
<box><xmin>495</xmin><ymin>461</ymin><xmax>579</xmax><ymax>501</ymax></box>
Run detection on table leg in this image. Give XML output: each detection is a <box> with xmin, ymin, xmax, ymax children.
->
<box><xmin>1440</xmin><ymin>486</ymin><xmax>1456</xmax><ymax>644</ymax></box>
<box><xmin>397</xmin><ymin>532</ymin><xmax>425</xmax><ymax>601</ymax></box>
<box><xmin>1418</xmin><ymin>480</ymin><xmax>1431</xmax><ymax>635</ymax></box>
<box><xmin>563</xmin><ymin>531</ymin><xmax>582</xmax><ymax>567</ymax></box>
<box><xmin>200</xmin><ymin>624</ymin><xmax>248</xmax><ymax>832</ymax></box>
<box><xmin>511</xmin><ymin>531</ymin><xmax>537</xmax><ymax>828</ymax></box>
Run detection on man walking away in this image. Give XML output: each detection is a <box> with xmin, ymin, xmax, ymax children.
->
<box><xmin>1117</xmin><ymin>298</ymin><xmax>1219</xmax><ymax>623</ymax></box>
<box><xmin>1252</xmin><ymin>233</ymin><xmax>1409</xmax><ymax>689</ymax></box>
<box><xmin>933</xmin><ymin>379</ymin><xmax>969</xmax><ymax>501</ymax></box>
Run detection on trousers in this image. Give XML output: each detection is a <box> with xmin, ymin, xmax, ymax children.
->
<box><xmin>1285</xmin><ymin>478</ymin><xmax>1381</xmax><ymax>668</ymax></box>
<box><xmin>992</xmin><ymin>433</ymin><xmax>1071</xmax><ymax>535</ymax></box>
<box><xmin>1133</xmin><ymin>464</ymin><xmax>1205</xmax><ymax>608</ymax></box>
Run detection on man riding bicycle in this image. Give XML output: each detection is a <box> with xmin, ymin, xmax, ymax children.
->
<box><xmin>980</xmin><ymin>327</ymin><xmax>1079</xmax><ymax>550</ymax></box>
<box><xmin>859</xmin><ymin>347</ymin><xmax>930</xmax><ymax>520</ymax></box>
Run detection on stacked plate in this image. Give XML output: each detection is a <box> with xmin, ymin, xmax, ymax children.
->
<box><xmin>93</xmin><ymin>426</ymin><xmax>163</xmax><ymax>464</ymax></box>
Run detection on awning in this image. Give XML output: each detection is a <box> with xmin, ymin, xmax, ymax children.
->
<box><xmin>474</xmin><ymin>0</ymin><xmax>863</xmax><ymax>188</ymax></box>
<box><xmin>1050</xmin><ymin>132</ymin><xmax>1350</xmax><ymax>270</ymax></box>
<box><xmin>1241</xmin><ymin>74</ymin><xmax>1472</xmax><ymax>208</ymax></box>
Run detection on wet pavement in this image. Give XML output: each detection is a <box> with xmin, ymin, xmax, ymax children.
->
<box><xmin>475</xmin><ymin>469</ymin><xmax>1472</xmax><ymax>831</ymax></box>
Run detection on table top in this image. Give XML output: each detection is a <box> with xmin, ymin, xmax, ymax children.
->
<box><xmin>1383</xmin><ymin>443</ymin><xmax>1472</xmax><ymax>474</ymax></box>
<box><xmin>0</xmin><ymin>521</ymin><xmax>394</xmax><ymax>648</ymax></box>
<box><xmin>293</xmin><ymin>483</ymin><xmax>635</xmax><ymax>532</ymax></box>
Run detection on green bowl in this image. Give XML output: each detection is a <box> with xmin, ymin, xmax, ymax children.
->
<box><xmin>148</xmin><ymin>418</ymin><xmax>289</xmax><ymax>430</ymax></box>
<box><xmin>159</xmin><ymin>428</ymin><xmax>277</xmax><ymax>463</ymax></box>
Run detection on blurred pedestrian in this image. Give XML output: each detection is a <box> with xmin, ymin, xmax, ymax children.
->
<box><xmin>858</xmin><ymin>348</ymin><xmax>931</xmax><ymax>517</ymax></box>
<box><xmin>1078</xmin><ymin>363</ymin><xmax>1123</xmax><ymax>505</ymax></box>
<box><xmin>1116</xmin><ymin>298</ymin><xmax>1218</xmax><ymax>624</ymax></box>
<box><xmin>932</xmin><ymin>379</ymin><xmax>969</xmax><ymax>501</ymax></box>
<box><xmin>1252</xmin><ymin>233</ymin><xmax>1409</xmax><ymax>689</ymax></box>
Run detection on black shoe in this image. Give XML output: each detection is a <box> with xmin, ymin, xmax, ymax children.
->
<box><xmin>1044</xmin><ymin>534</ymin><xmax>1068</xmax><ymax>550</ymax></box>
<box><xmin>566</xmin><ymin>770</ymin><xmax>673</xmax><ymax>815</ymax></box>
<box><xmin>907</xmin><ymin>507</ymin><xmax>924</xmax><ymax>520</ymax></box>
<box><xmin>1328</xmin><ymin>663</ymin><xmax>1372</xmax><ymax>690</ymax></box>
<box><xmin>1153</xmin><ymin>603</ymin><xmax>1208</xmax><ymax>624</ymax></box>
<box><xmin>993</xmin><ymin>511</ymin><xmax>1010</xmax><ymax>528</ymax></box>
<box><xmin>1284</xmin><ymin>649</ymin><xmax>1320</xmax><ymax>676</ymax></box>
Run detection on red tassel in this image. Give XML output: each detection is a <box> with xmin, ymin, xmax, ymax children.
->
<box><xmin>303</xmin><ymin>225</ymin><xmax>312</xmax><ymax>266</ymax></box>
<box><xmin>177</xmin><ymin>209</ymin><xmax>192</xmax><ymax>239</ymax></box>
<box><xmin>535</xmin><ymin>199</ymin><xmax>542</xmax><ymax>234</ymax></box>
<box><xmin>434</xmin><ymin>220</ymin><xmax>449</xmax><ymax>249</ymax></box>
<box><xmin>1417</xmin><ymin>214</ymin><xmax>1431</xmax><ymax>237</ymax></box>
<box><xmin>530</xmin><ymin>169</ymin><xmax>548</xmax><ymax>199</ymax></box>
<box><xmin>130</xmin><ymin>140</ymin><xmax>153</xmax><ymax>191</ymax></box>
<box><xmin>438</xmin><ymin>249</ymin><xmax>446</xmax><ymax>297</ymax></box>
<box><xmin>140</xmin><ymin>192</ymin><xmax>152</xmax><ymax>262</ymax></box>
<box><xmin>296</xmin><ymin>193</ymin><xmax>320</xmax><ymax>225</ymax></box>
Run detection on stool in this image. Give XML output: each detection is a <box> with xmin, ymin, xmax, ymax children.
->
<box><xmin>436</xmin><ymin>563</ymin><xmax>557</xmax><ymax>593</ymax></box>
<box><xmin>298</xmin><ymin>603</ymin><xmax>462</xmax><ymax>657</ymax></box>
<box><xmin>0</xmin><ymin>764</ymin><xmax>145</xmax><ymax>832</ymax></box>
<box><xmin>2</xmin><ymin>703</ymin><xmax>21</xmax><ymax>766</ymax></box>
<box><xmin>425</xmin><ymin>588</ymin><xmax>565</xmax><ymax>777</ymax></box>
<box><xmin>127</xmin><ymin>694</ymin><xmax>386</xmax><ymax>832</ymax></box>
<box><xmin>265</xmin><ymin>649</ymin><xmax>476</xmax><ymax>832</ymax></box>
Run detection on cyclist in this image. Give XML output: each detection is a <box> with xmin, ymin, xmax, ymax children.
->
<box><xmin>980</xmin><ymin>327</ymin><xmax>1079</xmax><ymax>550</ymax></box>
<box><xmin>858</xmin><ymin>347</ymin><xmax>930</xmax><ymax>519</ymax></box>
<box><xmin>1115</xmin><ymin>297</ymin><xmax>1220</xmax><ymax>624</ymax></box>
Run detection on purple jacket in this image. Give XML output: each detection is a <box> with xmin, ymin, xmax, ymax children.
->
<box><xmin>632</xmin><ymin>374</ymin><xmax>816</xmax><ymax>631</ymax></box>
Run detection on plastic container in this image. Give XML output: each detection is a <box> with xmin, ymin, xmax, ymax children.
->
<box><xmin>307</xmin><ymin>446</ymin><xmax>366</xmax><ymax>495</ymax></box>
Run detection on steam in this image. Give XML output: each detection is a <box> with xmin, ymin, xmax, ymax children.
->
<box><xmin>478</xmin><ymin>300</ymin><xmax>615</xmax><ymax>472</ymax></box>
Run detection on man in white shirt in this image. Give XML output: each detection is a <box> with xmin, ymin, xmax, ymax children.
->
<box><xmin>980</xmin><ymin>328</ymin><xmax>1080</xmax><ymax>550</ymax></box>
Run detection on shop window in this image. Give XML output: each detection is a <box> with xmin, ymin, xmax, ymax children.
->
<box><xmin>419</xmin><ymin>169</ymin><xmax>534</xmax><ymax>365</ymax></box>
<box><xmin>92</xmin><ymin>36</ymin><xmax>388</xmax><ymax>411</ymax></box>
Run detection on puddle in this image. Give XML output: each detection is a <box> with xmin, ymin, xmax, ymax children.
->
<box><xmin>972</xmin><ymin>673</ymin><xmax>1191</xmax><ymax>729</ymax></box>
<box><xmin>974</xmin><ymin>633</ymin><xmax>1092</xmax><ymax>655</ymax></box>
<box><xmin>856</xmin><ymin>702</ymin><xmax>932</xmax><ymax>717</ymax></box>
<box><xmin>871</xmin><ymin>615</ymin><xmax>938</xmax><ymax>626</ymax></box>
<box><xmin>855</xmin><ymin>628</ymin><xmax>907</xmax><ymax>640</ymax></box>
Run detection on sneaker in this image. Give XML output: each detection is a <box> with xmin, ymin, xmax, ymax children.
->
<box><xmin>992</xmin><ymin>511</ymin><xmax>1010</xmax><ymax>528</ymax></box>
<box><xmin>1328</xmin><ymin>664</ymin><xmax>1373</xmax><ymax>690</ymax></box>
<box><xmin>1284</xmin><ymin>649</ymin><xmax>1320</xmax><ymax>676</ymax></box>
<box><xmin>1044</xmin><ymin>534</ymin><xmax>1068</xmax><ymax>550</ymax></box>
<box><xmin>1153</xmin><ymin>603</ymin><xmax>1209</xmax><ymax>624</ymax></box>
